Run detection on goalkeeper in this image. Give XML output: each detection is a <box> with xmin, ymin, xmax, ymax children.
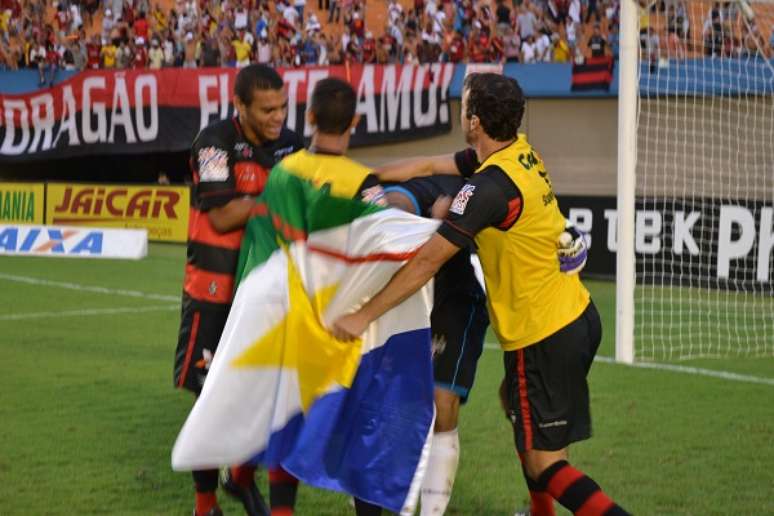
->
<box><xmin>377</xmin><ymin>167</ymin><xmax>586</xmax><ymax>516</ymax></box>
<box><xmin>333</xmin><ymin>73</ymin><xmax>628</xmax><ymax>516</ymax></box>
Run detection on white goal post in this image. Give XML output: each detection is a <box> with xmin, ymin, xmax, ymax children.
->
<box><xmin>616</xmin><ymin>0</ymin><xmax>774</xmax><ymax>362</ymax></box>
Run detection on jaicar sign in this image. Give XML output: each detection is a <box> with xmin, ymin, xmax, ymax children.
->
<box><xmin>45</xmin><ymin>183</ymin><xmax>189</xmax><ymax>242</ymax></box>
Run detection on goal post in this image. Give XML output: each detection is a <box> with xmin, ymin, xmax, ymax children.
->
<box><xmin>616</xmin><ymin>0</ymin><xmax>639</xmax><ymax>364</ymax></box>
<box><xmin>616</xmin><ymin>0</ymin><xmax>774</xmax><ymax>362</ymax></box>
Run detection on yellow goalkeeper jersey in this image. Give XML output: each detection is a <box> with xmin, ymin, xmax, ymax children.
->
<box><xmin>474</xmin><ymin>137</ymin><xmax>590</xmax><ymax>350</ymax></box>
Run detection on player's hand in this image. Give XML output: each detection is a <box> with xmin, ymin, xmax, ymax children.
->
<box><xmin>331</xmin><ymin>311</ymin><xmax>369</xmax><ymax>341</ymax></box>
<box><xmin>430</xmin><ymin>195</ymin><xmax>452</xmax><ymax>219</ymax></box>
<box><xmin>558</xmin><ymin>225</ymin><xmax>588</xmax><ymax>274</ymax></box>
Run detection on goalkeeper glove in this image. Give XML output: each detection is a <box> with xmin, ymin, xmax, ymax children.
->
<box><xmin>558</xmin><ymin>225</ymin><xmax>588</xmax><ymax>275</ymax></box>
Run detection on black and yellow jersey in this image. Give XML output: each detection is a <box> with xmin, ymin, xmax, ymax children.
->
<box><xmin>438</xmin><ymin>136</ymin><xmax>590</xmax><ymax>351</ymax></box>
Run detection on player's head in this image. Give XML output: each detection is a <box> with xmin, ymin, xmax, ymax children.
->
<box><xmin>233</xmin><ymin>64</ymin><xmax>288</xmax><ymax>144</ymax></box>
<box><xmin>308</xmin><ymin>77</ymin><xmax>359</xmax><ymax>135</ymax></box>
<box><xmin>461</xmin><ymin>73</ymin><xmax>525</xmax><ymax>145</ymax></box>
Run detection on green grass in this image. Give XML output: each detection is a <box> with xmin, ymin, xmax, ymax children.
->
<box><xmin>1</xmin><ymin>244</ymin><xmax>773</xmax><ymax>515</ymax></box>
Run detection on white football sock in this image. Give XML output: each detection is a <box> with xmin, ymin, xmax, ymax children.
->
<box><xmin>419</xmin><ymin>428</ymin><xmax>460</xmax><ymax>516</ymax></box>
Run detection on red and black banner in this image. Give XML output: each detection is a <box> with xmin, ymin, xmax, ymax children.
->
<box><xmin>0</xmin><ymin>64</ymin><xmax>455</xmax><ymax>162</ymax></box>
<box><xmin>571</xmin><ymin>56</ymin><xmax>614</xmax><ymax>91</ymax></box>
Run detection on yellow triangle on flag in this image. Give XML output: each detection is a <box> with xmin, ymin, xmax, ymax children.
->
<box><xmin>231</xmin><ymin>250</ymin><xmax>362</xmax><ymax>412</ymax></box>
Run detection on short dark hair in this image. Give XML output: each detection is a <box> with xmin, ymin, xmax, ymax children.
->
<box><xmin>234</xmin><ymin>64</ymin><xmax>284</xmax><ymax>106</ymax></box>
<box><xmin>310</xmin><ymin>78</ymin><xmax>357</xmax><ymax>135</ymax></box>
<box><xmin>463</xmin><ymin>73</ymin><xmax>525</xmax><ymax>142</ymax></box>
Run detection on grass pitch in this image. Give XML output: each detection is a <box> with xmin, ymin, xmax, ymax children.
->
<box><xmin>1</xmin><ymin>243</ymin><xmax>772</xmax><ymax>515</ymax></box>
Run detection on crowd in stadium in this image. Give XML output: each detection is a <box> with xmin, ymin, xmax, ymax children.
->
<box><xmin>0</xmin><ymin>0</ymin><xmax>773</xmax><ymax>81</ymax></box>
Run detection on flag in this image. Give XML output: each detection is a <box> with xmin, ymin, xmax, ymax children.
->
<box><xmin>172</xmin><ymin>161</ymin><xmax>440</xmax><ymax>514</ymax></box>
<box><xmin>571</xmin><ymin>56</ymin><xmax>614</xmax><ymax>91</ymax></box>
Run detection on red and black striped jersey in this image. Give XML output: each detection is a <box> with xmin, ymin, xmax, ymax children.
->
<box><xmin>185</xmin><ymin>117</ymin><xmax>304</xmax><ymax>307</ymax></box>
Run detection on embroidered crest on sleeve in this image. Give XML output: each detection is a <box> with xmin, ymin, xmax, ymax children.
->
<box><xmin>198</xmin><ymin>147</ymin><xmax>229</xmax><ymax>182</ymax></box>
<box><xmin>450</xmin><ymin>184</ymin><xmax>476</xmax><ymax>215</ymax></box>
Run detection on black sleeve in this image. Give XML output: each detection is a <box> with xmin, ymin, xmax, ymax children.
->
<box><xmin>437</xmin><ymin>166</ymin><xmax>523</xmax><ymax>248</ymax></box>
<box><xmin>453</xmin><ymin>148</ymin><xmax>480</xmax><ymax>178</ymax></box>
<box><xmin>191</xmin><ymin>130</ymin><xmax>237</xmax><ymax>211</ymax></box>
<box><xmin>383</xmin><ymin>176</ymin><xmax>466</xmax><ymax>217</ymax></box>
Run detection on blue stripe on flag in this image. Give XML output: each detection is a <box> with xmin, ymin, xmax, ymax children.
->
<box><xmin>282</xmin><ymin>327</ymin><xmax>434</xmax><ymax>513</ymax></box>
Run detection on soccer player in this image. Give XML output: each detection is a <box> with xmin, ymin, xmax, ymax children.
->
<box><xmin>331</xmin><ymin>73</ymin><xmax>629</xmax><ymax>516</ymax></box>
<box><xmin>173</xmin><ymin>64</ymin><xmax>303</xmax><ymax>516</ymax></box>
<box><xmin>255</xmin><ymin>77</ymin><xmax>390</xmax><ymax>516</ymax></box>
<box><xmin>383</xmin><ymin>175</ymin><xmax>489</xmax><ymax>515</ymax></box>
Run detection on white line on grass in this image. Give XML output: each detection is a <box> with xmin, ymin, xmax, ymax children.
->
<box><xmin>483</xmin><ymin>343</ymin><xmax>774</xmax><ymax>386</ymax></box>
<box><xmin>0</xmin><ymin>273</ymin><xmax>179</xmax><ymax>302</ymax></box>
<box><xmin>0</xmin><ymin>305</ymin><xmax>179</xmax><ymax>321</ymax></box>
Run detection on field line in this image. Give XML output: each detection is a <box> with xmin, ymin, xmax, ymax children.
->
<box><xmin>0</xmin><ymin>273</ymin><xmax>179</xmax><ymax>302</ymax></box>
<box><xmin>0</xmin><ymin>305</ymin><xmax>179</xmax><ymax>321</ymax></box>
<box><xmin>483</xmin><ymin>343</ymin><xmax>774</xmax><ymax>386</ymax></box>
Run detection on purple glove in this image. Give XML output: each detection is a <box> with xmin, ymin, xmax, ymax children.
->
<box><xmin>558</xmin><ymin>226</ymin><xmax>588</xmax><ymax>274</ymax></box>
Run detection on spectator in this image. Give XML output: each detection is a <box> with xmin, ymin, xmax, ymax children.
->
<box><xmin>447</xmin><ymin>30</ymin><xmax>465</xmax><ymax>63</ymax></box>
<box><xmin>70</xmin><ymin>3</ymin><xmax>83</xmax><ymax>33</ymax></box>
<box><xmin>294</xmin><ymin>0</ymin><xmax>307</xmax><ymax>24</ymax></box>
<box><xmin>362</xmin><ymin>30</ymin><xmax>376</xmax><ymax>63</ymax></box>
<box><xmin>566</xmin><ymin>18</ymin><xmax>578</xmax><ymax>49</ymax></box>
<box><xmin>86</xmin><ymin>34</ymin><xmax>101</xmax><ymax>69</ymax></box>
<box><xmin>552</xmin><ymin>32</ymin><xmax>571</xmax><ymax>62</ymax></box>
<box><xmin>517</xmin><ymin>5</ymin><xmax>537</xmax><ymax>41</ymax></box>
<box><xmin>329</xmin><ymin>0</ymin><xmax>341</xmax><ymax>24</ymax></box>
<box><xmin>586</xmin><ymin>0</ymin><xmax>601</xmax><ymax>24</ymax></box>
<box><xmin>568</xmin><ymin>0</ymin><xmax>581</xmax><ymax>26</ymax></box>
<box><xmin>388</xmin><ymin>0</ymin><xmax>403</xmax><ymax>27</ymax></box>
<box><xmin>607</xmin><ymin>22</ymin><xmax>620</xmax><ymax>59</ymax></box>
<box><xmin>72</xmin><ymin>35</ymin><xmax>87</xmax><ymax>70</ymax></box>
<box><xmin>283</xmin><ymin>1</ymin><xmax>300</xmax><ymax>29</ymax></box>
<box><xmin>504</xmin><ymin>27</ymin><xmax>521</xmax><ymax>62</ymax></box>
<box><xmin>100</xmin><ymin>37</ymin><xmax>117</xmax><ymax>69</ymax></box>
<box><xmin>163</xmin><ymin>35</ymin><xmax>175</xmax><ymax>66</ymax></box>
<box><xmin>234</xmin><ymin>3</ymin><xmax>248</xmax><ymax>30</ymax></box>
<box><xmin>43</xmin><ymin>40</ymin><xmax>58</xmax><ymax>85</ymax></box>
<box><xmin>135</xmin><ymin>11</ymin><xmax>149</xmax><ymax>41</ymax></box>
<box><xmin>54</xmin><ymin>4</ymin><xmax>70</xmax><ymax>39</ymax></box>
<box><xmin>115</xmin><ymin>39</ymin><xmax>131</xmax><ymax>69</ymax></box>
<box><xmin>521</xmin><ymin>33</ymin><xmax>537</xmax><ymax>63</ymax></box>
<box><xmin>535</xmin><ymin>28</ymin><xmax>552</xmax><ymax>61</ymax></box>
<box><xmin>133</xmin><ymin>37</ymin><xmax>148</xmax><ymax>68</ymax></box>
<box><xmin>254</xmin><ymin>30</ymin><xmax>270</xmax><ymax>64</ymax></box>
<box><xmin>200</xmin><ymin>33</ymin><xmax>221</xmax><ymax>67</ymax></box>
<box><xmin>148</xmin><ymin>38</ymin><xmax>163</xmax><ymax>69</ymax></box>
<box><xmin>495</xmin><ymin>0</ymin><xmax>511</xmax><ymax>34</ymax></box>
<box><xmin>587</xmin><ymin>24</ymin><xmax>607</xmax><ymax>57</ymax></box>
<box><xmin>232</xmin><ymin>30</ymin><xmax>251</xmax><ymax>67</ymax></box>
<box><xmin>183</xmin><ymin>32</ymin><xmax>199</xmax><ymax>68</ymax></box>
<box><xmin>306</xmin><ymin>13</ymin><xmax>321</xmax><ymax>34</ymax></box>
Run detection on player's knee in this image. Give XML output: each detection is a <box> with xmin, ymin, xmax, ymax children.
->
<box><xmin>433</xmin><ymin>388</ymin><xmax>460</xmax><ymax>431</ymax></box>
<box><xmin>521</xmin><ymin>449</ymin><xmax>568</xmax><ymax>482</ymax></box>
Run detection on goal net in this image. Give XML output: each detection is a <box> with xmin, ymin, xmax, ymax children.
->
<box><xmin>633</xmin><ymin>0</ymin><xmax>774</xmax><ymax>360</ymax></box>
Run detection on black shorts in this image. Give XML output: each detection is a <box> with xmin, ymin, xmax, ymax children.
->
<box><xmin>502</xmin><ymin>301</ymin><xmax>601</xmax><ymax>452</ymax></box>
<box><xmin>173</xmin><ymin>294</ymin><xmax>230</xmax><ymax>395</ymax></box>
<box><xmin>431</xmin><ymin>291</ymin><xmax>488</xmax><ymax>403</ymax></box>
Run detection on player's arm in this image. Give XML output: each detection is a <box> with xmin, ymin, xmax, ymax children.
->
<box><xmin>207</xmin><ymin>197</ymin><xmax>261</xmax><ymax>233</ymax></box>
<box><xmin>372</xmin><ymin>148</ymin><xmax>479</xmax><ymax>182</ymax></box>
<box><xmin>332</xmin><ymin>170</ymin><xmax>508</xmax><ymax>340</ymax></box>
<box><xmin>372</xmin><ymin>154</ymin><xmax>458</xmax><ymax>182</ymax></box>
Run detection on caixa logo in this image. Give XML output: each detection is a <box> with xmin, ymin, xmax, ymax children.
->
<box><xmin>0</xmin><ymin>227</ymin><xmax>102</xmax><ymax>255</ymax></box>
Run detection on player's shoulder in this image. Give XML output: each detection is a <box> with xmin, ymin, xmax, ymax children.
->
<box><xmin>192</xmin><ymin>118</ymin><xmax>238</xmax><ymax>152</ymax></box>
